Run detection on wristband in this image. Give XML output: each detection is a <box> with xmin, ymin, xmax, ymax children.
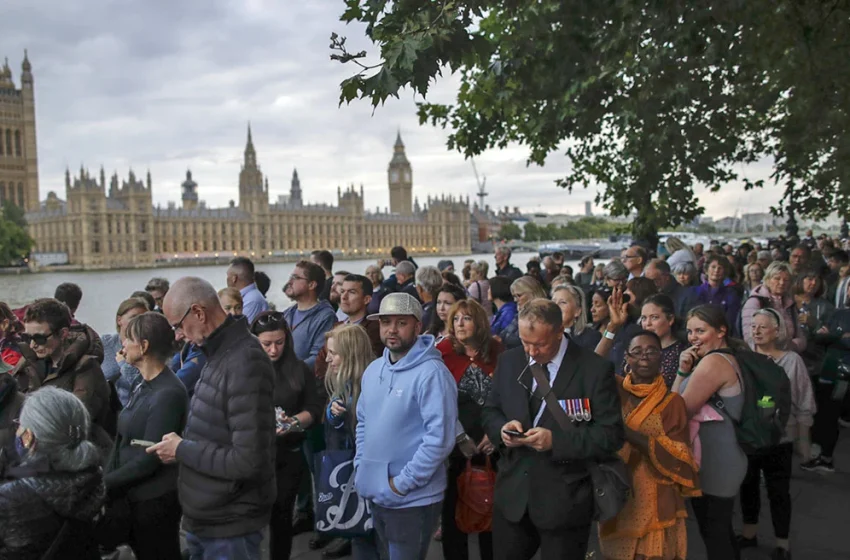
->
<box><xmin>603</xmin><ymin>330</ymin><xmax>616</xmax><ymax>340</ymax></box>
<box><xmin>676</xmin><ymin>369</ymin><xmax>692</xmax><ymax>378</ymax></box>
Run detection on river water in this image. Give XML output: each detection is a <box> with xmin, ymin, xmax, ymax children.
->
<box><xmin>1</xmin><ymin>252</ymin><xmax>549</xmax><ymax>334</ymax></box>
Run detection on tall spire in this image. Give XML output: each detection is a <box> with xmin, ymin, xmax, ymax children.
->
<box><xmin>290</xmin><ymin>167</ymin><xmax>303</xmax><ymax>207</ymax></box>
<box><xmin>20</xmin><ymin>49</ymin><xmax>32</xmax><ymax>85</ymax></box>
<box><xmin>244</xmin><ymin>122</ymin><xmax>257</xmax><ymax>167</ymax></box>
<box><xmin>394</xmin><ymin>128</ymin><xmax>404</xmax><ymax>149</ymax></box>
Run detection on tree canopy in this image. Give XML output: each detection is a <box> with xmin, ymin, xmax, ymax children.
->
<box><xmin>0</xmin><ymin>204</ymin><xmax>32</xmax><ymax>266</ymax></box>
<box><xmin>332</xmin><ymin>0</ymin><xmax>850</xmax><ymax>247</ymax></box>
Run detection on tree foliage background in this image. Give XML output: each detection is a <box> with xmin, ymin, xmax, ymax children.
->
<box><xmin>0</xmin><ymin>204</ymin><xmax>33</xmax><ymax>265</ymax></box>
<box><xmin>332</xmin><ymin>0</ymin><xmax>850</xmax><ymax>247</ymax></box>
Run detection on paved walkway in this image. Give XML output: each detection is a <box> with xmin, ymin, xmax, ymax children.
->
<box><xmin>289</xmin><ymin>431</ymin><xmax>850</xmax><ymax>560</ymax></box>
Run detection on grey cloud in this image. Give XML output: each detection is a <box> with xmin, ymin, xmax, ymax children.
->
<box><xmin>2</xmin><ymin>0</ymin><xmax>775</xmax><ymax>219</ymax></box>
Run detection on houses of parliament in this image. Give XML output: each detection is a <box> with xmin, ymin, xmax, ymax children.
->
<box><xmin>0</xmin><ymin>52</ymin><xmax>472</xmax><ymax>270</ymax></box>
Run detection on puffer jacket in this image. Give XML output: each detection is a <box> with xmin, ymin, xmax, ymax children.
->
<box><xmin>0</xmin><ymin>463</ymin><xmax>105</xmax><ymax>560</ymax></box>
<box><xmin>12</xmin><ymin>327</ymin><xmax>113</xmax><ymax>454</ymax></box>
<box><xmin>175</xmin><ymin>315</ymin><xmax>276</xmax><ymax>539</ymax></box>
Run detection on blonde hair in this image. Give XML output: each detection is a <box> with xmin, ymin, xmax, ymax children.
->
<box><xmin>510</xmin><ymin>275</ymin><xmax>547</xmax><ymax>304</ymax></box>
<box><xmin>551</xmin><ymin>285</ymin><xmax>588</xmax><ymax>334</ymax></box>
<box><xmin>218</xmin><ymin>287</ymin><xmax>243</xmax><ymax>304</ymax></box>
<box><xmin>115</xmin><ymin>297</ymin><xmax>149</xmax><ymax>333</ymax></box>
<box><xmin>470</xmin><ymin>260</ymin><xmax>489</xmax><ymax>280</ymax></box>
<box><xmin>324</xmin><ymin>324</ymin><xmax>374</xmax><ymax>431</ymax></box>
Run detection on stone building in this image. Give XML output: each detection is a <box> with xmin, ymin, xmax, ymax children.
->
<box><xmin>26</xmin><ymin>127</ymin><xmax>471</xmax><ymax>269</ymax></box>
<box><xmin>0</xmin><ymin>52</ymin><xmax>39</xmax><ymax>211</ymax></box>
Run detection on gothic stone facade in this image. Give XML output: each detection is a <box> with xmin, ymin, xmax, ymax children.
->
<box><xmin>25</xmin><ymin>128</ymin><xmax>471</xmax><ymax>269</ymax></box>
<box><xmin>0</xmin><ymin>53</ymin><xmax>39</xmax><ymax>211</ymax></box>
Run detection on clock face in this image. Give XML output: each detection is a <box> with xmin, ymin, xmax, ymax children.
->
<box><xmin>403</xmin><ymin>170</ymin><xmax>411</xmax><ymax>182</ymax></box>
<box><xmin>390</xmin><ymin>170</ymin><xmax>399</xmax><ymax>182</ymax></box>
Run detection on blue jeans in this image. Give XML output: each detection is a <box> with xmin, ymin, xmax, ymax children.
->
<box><xmin>185</xmin><ymin>531</ymin><xmax>263</xmax><ymax>560</ymax></box>
<box><xmin>370</xmin><ymin>501</ymin><xmax>442</xmax><ymax>560</ymax></box>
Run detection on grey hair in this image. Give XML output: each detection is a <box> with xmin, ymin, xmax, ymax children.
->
<box><xmin>395</xmin><ymin>260</ymin><xmax>416</xmax><ymax>277</ymax></box>
<box><xmin>752</xmin><ymin>308</ymin><xmax>788</xmax><ymax>348</ymax></box>
<box><xmin>552</xmin><ymin>284</ymin><xmax>588</xmax><ymax>334</ymax></box>
<box><xmin>671</xmin><ymin>261</ymin><xmax>698</xmax><ymax>285</ymax></box>
<box><xmin>415</xmin><ymin>266</ymin><xmax>443</xmax><ymax>295</ymax></box>
<box><xmin>496</xmin><ymin>246</ymin><xmax>512</xmax><ymax>258</ymax></box>
<box><xmin>166</xmin><ymin>276</ymin><xmax>221</xmax><ymax>311</ymax></box>
<box><xmin>18</xmin><ymin>387</ymin><xmax>101</xmax><ymax>472</ymax></box>
<box><xmin>757</xmin><ymin>250</ymin><xmax>772</xmax><ymax>261</ymax></box>
<box><xmin>603</xmin><ymin>260</ymin><xmax>628</xmax><ymax>281</ymax></box>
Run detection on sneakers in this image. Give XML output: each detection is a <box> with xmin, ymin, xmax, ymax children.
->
<box><xmin>800</xmin><ymin>457</ymin><xmax>835</xmax><ymax>473</ymax></box>
<box><xmin>736</xmin><ymin>535</ymin><xmax>758</xmax><ymax>549</ymax></box>
<box><xmin>772</xmin><ymin>547</ymin><xmax>792</xmax><ymax>560</ymax></box>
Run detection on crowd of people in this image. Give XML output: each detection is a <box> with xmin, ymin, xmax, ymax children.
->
<box><xmin>0</xmin><ymin>233</ymin><xmax>847</xmax><ymax>560</ymax></box>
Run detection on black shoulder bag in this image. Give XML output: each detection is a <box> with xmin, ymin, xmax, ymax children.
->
<box><xmin>529</xmin><ymin>367</ymin><xmax>632</xmax><ymax>522</ymax></box>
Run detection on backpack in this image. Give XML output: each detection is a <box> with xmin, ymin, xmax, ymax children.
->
<box><xmin>734</xmin><ymin>295</ymin><xmax>798</xmax><ymax>339</ymax></box>
<box><xmin>708</xmin><ymin>347</ymin><xmax>792</xmax><ymax>454</ymax></box>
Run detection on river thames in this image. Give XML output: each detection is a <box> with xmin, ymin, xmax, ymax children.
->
<box><xmin>1</xmin><ymin>252</ymin><xmax>546</xmax><ymax>334</ymax></box>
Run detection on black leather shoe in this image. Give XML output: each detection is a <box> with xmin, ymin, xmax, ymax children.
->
<box><xmin>322</xmin><ymin>538</ymin><xmax>352</xmax><ymax>559</ymax></box>
<box><xmin>292</xmin><ymin>512</ymin><xmax>314</xmax><ymax>535</ymax></box>
<box><xmin>736</xmin><ymin>535</ymin><xmax>758</xmax><ymax>549</ymax></box>
<box><xmin>309</xmin><ymin>533</ymin><xmax>334</xmax><ymax>550</ymax></box>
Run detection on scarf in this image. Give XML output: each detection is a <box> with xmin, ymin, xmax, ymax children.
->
<box><xmin>622</xmin><ymin>373</ymin><xmax>668</xmax><ymax>431</ymax></box>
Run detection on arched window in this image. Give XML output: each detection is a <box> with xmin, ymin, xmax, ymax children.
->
<box><xmin>18</xmin><ymin>183</ymin><xmax>24</xmax><ymax>206</ymax></box>
<box><xmin>14</xmin><ymin>130</ymin><xmax>21</xmax><ymax>157</ymax></box>
<box><xmin>4</xmin><ymin>130</ymin><xmax>11</xmax><ymax>156</ymax></box>
<box><xmin>0</xmin><ymin>131</ymin><xmax>4</xmax><ymax>155</ymax></box>
<box><xmin>0</xmin><ymin>182</ymin><xmax>5</xmax><ymax>205</ymax></box>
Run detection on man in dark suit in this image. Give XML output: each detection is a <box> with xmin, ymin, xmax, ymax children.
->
<box><xmin>482</xmin><ymin>299</ymin><xmax>624</xmax><ymax>560</ymax></box>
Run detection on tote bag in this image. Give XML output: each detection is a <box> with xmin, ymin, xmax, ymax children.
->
<box><xmin>314</xmin><ymin>449</ymin><xmax>373</xmax><ymax>538</ymax></box>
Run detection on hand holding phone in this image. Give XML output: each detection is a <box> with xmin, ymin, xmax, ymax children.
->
<box><xmin>130</xmin><ymin>439</ymin><xmax>156</xmax><ymax>448</ymax></box>
<box><xmin>502</xmin><ymin>429</ymin><xmax>527</xmax><ymax>438</ymax></box>
<box><xmin>501</xmin><ymin>420</ymin><xmax>527</xmax><ymax>447</ymax></box>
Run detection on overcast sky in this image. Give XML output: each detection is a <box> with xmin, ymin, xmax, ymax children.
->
<box><xmin>2</xmin><ymin>0</ymin><xmax>782</xmax><ymax>219</ymax></box>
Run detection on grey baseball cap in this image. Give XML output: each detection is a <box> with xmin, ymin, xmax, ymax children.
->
<box><xmin>367</xmin><ymin>292</ymin><xmax>423</xmax><ymax>321</ymax></box>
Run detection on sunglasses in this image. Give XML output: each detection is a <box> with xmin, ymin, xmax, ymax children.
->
<box><xmin>255</xmin><ymin>311</ymin><xmax>286</xmax><ymax>330</ymax></box>
<box><xmin>21</xmin><ymin>331</ymin><xmax>55</xmax><ymax>346</ymax></box>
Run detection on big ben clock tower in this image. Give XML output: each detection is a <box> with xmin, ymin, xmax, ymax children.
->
<box><xmin>388</xmin><ymin>131</ymin><xmax>412</xmax><ymax>215</ymax></box>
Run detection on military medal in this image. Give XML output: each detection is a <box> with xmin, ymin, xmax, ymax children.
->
<box><xmin>583</xmin><ymin>398</ymin><xmax>592</xmax><ymax>421</ymax></box>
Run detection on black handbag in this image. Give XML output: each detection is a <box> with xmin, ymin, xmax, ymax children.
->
<box><xmin>531</xmin><ymin>366</ymin><xmax>632</xmax><ymax>522</ymax></box>
<box><xmin>585</xmin><ymin>457</ymin><xmax>632</xmax><ymax>521</ymax></box>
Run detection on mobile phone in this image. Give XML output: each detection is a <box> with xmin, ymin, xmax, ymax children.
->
<box><xmin>130</xmin><ymin>439</ymin><xmax>156</xmax><ymax>448</ymax></box>
<box><xmin>502</xmin><ymin>429</ymin><xmax>527</xmax><ymax>438</ymax></box>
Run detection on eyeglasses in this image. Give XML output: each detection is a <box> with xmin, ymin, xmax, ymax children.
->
<box><xmin>622</xmin><ymin>255</ymin><xmax>639</xmax><ymax>260</ymax></box>
<box><xmin>626</xmin><ymin>348</ymin><xmax>662</xmax><ymax>359</ymax></box>
<box><xmin>289</xmin><ymin>274</ymin><xmax>308</xmax><ymax>282</ymax></box>
<box><xmin>171</xmin><ymin>306</ymin><xmax>192</xmax><ymax>332</ymax></box>
<box><xmin>21</xmin><ymin>331</ymin><xmax>55</xmax><ymax>346</ymax></box>
<box><xmin>516</xmin><ymin>359</ymin><xmax>552</xmax><ymax>400</ymax></box>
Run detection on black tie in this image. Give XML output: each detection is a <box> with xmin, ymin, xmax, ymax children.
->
<box><xmin>528</xmin><ymin>362</ymin><xmax>550</xmax><ymax>419</ymax></box>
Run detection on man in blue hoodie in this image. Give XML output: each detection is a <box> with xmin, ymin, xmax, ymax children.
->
<box><xmin>355</xmin><ymin>293</ymin><xmax>458</xmax><ymax>560</ymax></box>
<box><xmin>282</xmin><ymin>260</ymin><xmax>337</xmax><ymax>370</ymax></box>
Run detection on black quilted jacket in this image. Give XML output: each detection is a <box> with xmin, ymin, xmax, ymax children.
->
<box><xmin>175</xmin><ymin>315</ymin><xmax>276</xmax><ymax>538</ymax></box>
<box><xmin>0</xmin><ymin>465</ymin><xmax>104</xmax><ymax>559</ymax></box>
